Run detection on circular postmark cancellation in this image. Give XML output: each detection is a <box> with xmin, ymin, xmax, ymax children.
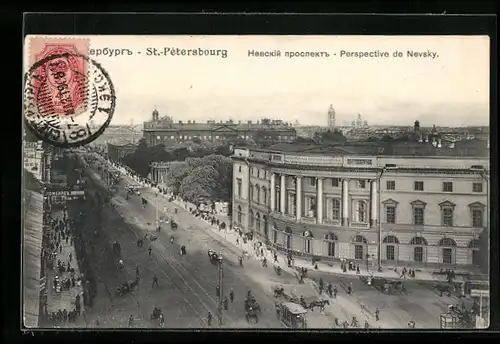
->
<box><xmin>23</xmin><ymin>50</ymin><xmax>116</xmax><ymax>148</ymax></box>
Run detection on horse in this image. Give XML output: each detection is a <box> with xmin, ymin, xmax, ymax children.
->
<box><xmin>309</xmin><ymin>299</ymin><xmax>330</xmax><ymax>312</ymax></box>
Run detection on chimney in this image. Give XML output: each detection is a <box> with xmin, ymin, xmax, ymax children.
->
<box><xmin>178</xmin><ymin>120</ymin><xmax>183</xmax><ymax>124</ymax></box>
<box><xmin>187</xmin><ymin>120</ymin><xmax>191</xmax><ymax>124</ymax></box>
<box><xmin>193</xmin><ymin>120</ymin><xmax>196</xmax><ymax>124</ymax></box>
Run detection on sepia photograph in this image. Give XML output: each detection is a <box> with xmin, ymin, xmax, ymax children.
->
<box><xmin>22</xmin><ymin>34</ymin><xmax>490</xmax><ymax>330</ymax></box>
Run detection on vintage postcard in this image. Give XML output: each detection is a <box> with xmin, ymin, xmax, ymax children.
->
<box><xmin>22</xmin><ymin>34</ymin><xmax>490</xmax><ymax>330</ymax></box>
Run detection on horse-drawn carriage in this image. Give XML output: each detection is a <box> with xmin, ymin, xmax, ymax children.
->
<box><xmin>151</xmin><ymin>307</ymin><xmax>162</xmax><ymax>320</ymax></box>
<box><xmin>371</xmin><ymin>277</ymin><xmax>407</xmax><ymax>295</ymax></box>
<box><xmin>115</xmin><ymin>278</ymin><xmax>139</xmax><ymax>297</ymax></box>
<box><xmin>275</xmin><ymin>301</ymin><xmax>307</xmax><ymax>329</ymax></box>
<box><xmin>208</xmin><ymin>249</ymin><xmax>221</xmax><ymax>262</ymax></box>
<box><xmin>244</xmin><ymin>295</ymin><xmax>261</xmax><ymax>323</ymax></box>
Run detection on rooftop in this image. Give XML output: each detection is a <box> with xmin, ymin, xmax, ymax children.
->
<box><xmin>255</xmin><ymin>139</ymin><xmax>489</xmax><ymax>158</ymax></box>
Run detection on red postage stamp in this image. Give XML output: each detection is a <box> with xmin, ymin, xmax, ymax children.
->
<box><xmin>28</xmin><ymin>37</ymin><xmax>90</xmax><ymax>118</ymax></box>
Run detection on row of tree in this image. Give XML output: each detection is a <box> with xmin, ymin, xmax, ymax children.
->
<box><xmin>165</xmin><ymin>154</ymin><xmax>233</xmax><ymax>204</ymax></box>
<box><xmin>121</xmin><ymin>138</ymin><xmax>234</xmax><ymax>178</ymax></box>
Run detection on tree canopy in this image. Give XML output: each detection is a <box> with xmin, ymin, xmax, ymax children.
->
<box><xmin>165</xmin><ymin>154</ymin><xmax>233</xmax><ymax>204</ymax></box>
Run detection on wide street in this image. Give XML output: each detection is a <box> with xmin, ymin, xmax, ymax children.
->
<box><xmin>80</xmin><ymin>151</ymin><xmax>471</xmax><ymax>329</ymax></box>
<box><xmin>81</xmin><ymin>153</ymin><xmax>284</xmax><ymax>328</ymax></box>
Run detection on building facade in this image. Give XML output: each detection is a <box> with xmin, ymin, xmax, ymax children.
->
<box><xmin>231</xmin><ymin>145</ymin><xmax>489</xmax><ymax>269</ymax></box>
<box><xmin>107</xmin><ymin>143</ymin><xmax>138</xmax><ymax>162</ymax></box>
<box><xmin>143</xmin><ymin>110</ymin><xmax>296</xmax><ymax>147</ymax></box>
<box><xmin>23</xmin><ymin>141</ymin><xmax>45</xmax><ymax>181</ymax></box>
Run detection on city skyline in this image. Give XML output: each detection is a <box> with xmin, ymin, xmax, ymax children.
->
<box><xmin>25</xmin><ymin>35</ymin><xmax>489</xmax><ymax>127</ymax></box>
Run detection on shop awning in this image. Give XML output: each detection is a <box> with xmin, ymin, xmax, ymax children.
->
<box><xmin>23</xmin><ymin>191</ymin><xmax>44</xmax><ymax>328</ymax></box>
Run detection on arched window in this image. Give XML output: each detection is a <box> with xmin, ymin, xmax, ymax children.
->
<box><xmin>352</xmin><ymin>235</ymin><xmax>367</xmax><ymax>260</ymax></box>
<box><xmin>325</xmin><ymin>233</ymin><xmax>338</xmax><ymax>257</ymax></box>
<box><xmin>256</xmin><ymin>213</ymin><xmax>261</xmax><ymax>231</ymax></box>
<box><xmin>237</xmin><ymin>205</ymin><xmax>242</xmax><ymax>224</ymax></box>
<box><xmin>438</xmin><ymin>237</ymin><xmax>457</xmax><ymax>264</ymax></box>
<box><xmin>249</xmin><ymin>183</ymin><xmax>253</xmax><ymax>201</ymax></box>
<box><xmin>383</xmin><ymin>235</ymin><xmax>400</xmax><ymax>261</ymax></box>
<box><xmin>409</xmin><ymin>236</ymin><xmax>428</xmax><ymax>263</ymax></box>
<box><xmin>249</xmin><ymin>209</ymin><xmax>254</xmax><ymax>228</ymax></box>
<box><xmin>332</xmin><ymin>199</ymin><xmax>341</xmax><ymax>220</ymax></box>
<box><xmin>303</xmin><ymin>230</ymin><xmax>313</xmax><ymax>254</ymax></box>
<box><xmin>255</xmin><ymin>185</ymin><xmax>260</xmax><ymax>203</ymax></box>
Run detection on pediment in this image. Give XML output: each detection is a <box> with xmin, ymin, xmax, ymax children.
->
<box><xmin>410</xmin><ymin>200</ymin><xmax>427</xmax><ymax>207</ymax></box>
<box><xmin>468</xmin><ymin>201</ymin><xmax>486</xmax><ymax>208</ymax></box>
<box><xmin>439</xmin><ymin>200</ymin><xmax>456</xmax><ymax>208</ymax></box>
<box><xmin>212</xmin><ymin>125</ymin><xmax>237</xmax><ymax>132</ymax></box>
<box><xmin>382</xmin><ymin>198</ymin><xmax>399</xmax><ymax>206</ymax></box>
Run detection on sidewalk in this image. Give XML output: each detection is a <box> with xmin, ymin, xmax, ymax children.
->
<box><xmin>42</xmin><ymin>210</ymin><xmax>87</xmax><ymax>328</ymax></box>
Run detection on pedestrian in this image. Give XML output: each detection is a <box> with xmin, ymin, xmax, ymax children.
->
<box><xmin>364</xmin><ymin>320</ymin><xmax>369</xmax><ymax>329</ymax></box>
<box><xmin>128</xmin><ymin>314</ymin><xmax>134</xmax><ymax>328</ymax></box>
<box><xmin>59</xmin><ymin>245</ymin><xmax>62</xmax><ymax>253</ymax></box>
<box><xmin>347</xmin><ymin>283</ymin><xmax>352</xmax><ymax>295</ymax></box>
<box><xmin>136</xmin><ymin>265</ymin><xmax>140</xmax><ymax>278</ymax></box>
<box><xmin>236</xmin><ymin>238</ymin><xmax>239</xmax><ymax>245</ymax></box>
<box><xmin>375</xmin><ymin>308</ymin><xmax>380</xmax><ymax>321</ymax></box>
<box><xmin>318</xmin><ymin>278</ymin><xmax>324</xmax><ymax>294</ymax></box>
<box><xmin>207</xmin><ymin>312</ymin><xmax>212</xmax><ymax>326</ymax></box>
<box><xmin>223</xmin><ymin>296</ymin><xmax>229</xmax><ymax>310</ymax></box>
<box><xmin>148</xmin><ymin>246</ymin><xmax>152</xmax><ymax>257</ymax></box>
<box><xmin>230</xmin><ymin>289</ymin><xmax>234</xmax><ymax>303</ymax></box>
<box><xmin>69</xmin><ymin>252</ymin><xmax>72</xmax><ymax>263</ymax></box>
<box><xmin>356</xmin><ymin>265</ymin><xmax>360</xmax><ymax>274</ymax></box>
<box><xmin>152</xmin><ymin>275</ymin><xmax>159</xmax><ymax>288</ymax></box>
<box><xmin>216</xmin><ymin>285</ymin><xmax>220</xmax><ymax>297</ymax></box>
<box><xmin>159</xmin><ymin>313</ymin><xmax>165</xmax><ymax>328</ymax></box>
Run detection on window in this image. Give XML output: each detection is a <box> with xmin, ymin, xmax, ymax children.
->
<box><xmin>304</xmin><ymin>238</ymin><xmax>311</xmax><ymax>254</ymax></box>
<box><xmin>310</xmin><ymin>178</ymin><xmax>316</xmax><ymax>187</ymax></box>
<box><xmin>238</xmin><ymin>166</ymin><xmax>242</xmax><ymax>173</ymax></box>
<box><xmin>472</xmin><ymin>209</ymin><xmax>484</xmax><ymax>228</ymax></box>
<box><xmin>358</xmin><ymin>180</ymin><xmax>366</xmax><ymax>189</ymax></box>
<box><xmin>442</xmin><ymin>208</ymin><xmax>453</xmax><ymax>226</ymax></box>
<box><xmin>473</xmin><ymin>182</ymin><xmax>483</xmax><ymax>193</ymax></box>
<box><xmin>414</xmin><ymin>181</ymin><xmax>424</xmax><ymax>191</ymax></box>
<box><xmin>354</xmin><ymin>245</ymin><xmax>364</xmax><ymax>260</ymax></box>
<box><xmin>386</xmin><ymin>181</ymin><xmax>395</xmax><ymax>190</ymax></box>
<box><xmin>413</xmin><ymin>208</ymin><xmax>424</xmax><ymax>225</ymax></box>
<box><xmin>236</xmin><ymin>179</ymin><xmax>242</xmax><ymax>197</ymax></box>
<box><xmin>249</xmin><ymin>184</ymin><xmax>253</xmax><ymax>201</ymax></box>
<box><xmin>442</xmin><ymin>248</ymin><xmax>453</xmax><ymax>264</ymax></box>
<box><xmin>414</xmin><ymin>247</ymin><xmax>423</xmax><ymax>262</ymax></box>
<box><xmin>332</xmin><ymin>199</ymin><xmax>341</xmax><ymax>220</ymax></box>
<box><xmin>356</xmin><ymin>201</ymin><xmax>367</xmax><ymax>222</ymax></box>
<box><xmin>326</xmin><ymin>233</ymin><xmax>338</xmax><ymax>257</ymax></box>
<box><xmin>386</xmin><ymin>246</ymin><xmax>395</xmax><ymax>261</ymax></box>
<box><xmin>255</xmin><ymin>186</ymin><xmax>260</xmax><ymax>203</ymax></box>
<box><xmin>386</xmin><ymin>206</ymin><xmax>396</xmax><ymax>224</ymax></box>
<box><xmin>262</xmin><ymin>187</ymin><xmax>267</xmax><ymax>206</ymax></box>
<box><xmin>443</xmin><ymin>182</ymin><xmax>453</xmax><ymax>192</ymax></box>
<box><xmin>332</xmin><ymin>178</ymin><xmax>339</xmax><ymax>187</ymax></box>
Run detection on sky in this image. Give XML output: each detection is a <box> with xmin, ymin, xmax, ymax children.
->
<box><xmin>25</xmin><ymin>35</ymin><xmax>490</xmax><ymax>127</ymax></box>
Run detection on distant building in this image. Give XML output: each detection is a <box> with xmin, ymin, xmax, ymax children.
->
<box><xmin>150</xmin><ymin>161</ymin><xmax>176</xmax><ymax>185</ymax></box>
<box><xmin>142</xmin><ymin>109</ymin><xmax>296</xmax><ymax>147</ymax></box>
<box><xmin>327</xmin><ymin>105</ymin><xmax>336</xmax><ymax>129</ymax></box>
<box><xmin>92</xmin><ymin>125</ymin><xmax>143</xmax><ymax>146</ymax></box>
<box><xmin>107</xmin><ymin>143</ymin><xmax>138</xmax><ymax>162</ymax></box>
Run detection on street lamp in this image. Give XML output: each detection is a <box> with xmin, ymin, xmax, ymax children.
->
<box><xmin>217</xmin><ymin>255</ymin><xmax>224</xmax><ymax>326</ymax></box>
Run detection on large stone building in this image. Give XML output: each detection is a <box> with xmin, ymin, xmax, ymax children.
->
<box><xmin>143</xmin><ymin>109</ymin><xmax>296</xmax><ymax>146</ymax></box>
<box><xmin>231</xmin><ymin>142</ymin><xmax>489</xmax><ymax>269</ymax></box>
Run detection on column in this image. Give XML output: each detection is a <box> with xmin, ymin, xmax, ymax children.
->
<box><xmin>280</xmin><ymin>174</ymin><xmax>286</xmax><ymax>214</ymax></box>
<box><xmin>370</xmin><ymin>180</ymin><xmax>378</xmax><ymax>228</ymax></box>
<box><xmin>296</xmin><ymin>176</ymin><xmax>302</xmax><ymax>221</ymax></box>
<box><xmin>317</xmin><ymin>178</ymin><xmax>323</xmax><ymax>224</ymax></box>
<box><xmin>342</xmin><ymin>179</ymin><xmax>349</xmax><ymax>226</ymax></box>
<box><xmin>270</xmin><ymin>173</ymin><xmax>276</xmax><ymax>212</ymax></box>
